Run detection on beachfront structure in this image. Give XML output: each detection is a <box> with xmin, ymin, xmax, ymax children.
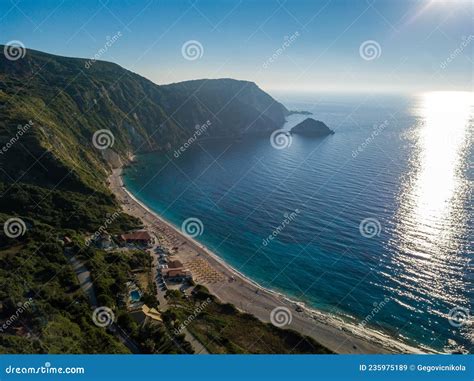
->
<box><xmin>162</xmin><ymin>268</ymin><xmax>192</xmax><ymax>282</ymax></box>
<box><xmin>119</xmin><ymin>230</ymin><xmax>154</xmax><ymax>247</ymax></box>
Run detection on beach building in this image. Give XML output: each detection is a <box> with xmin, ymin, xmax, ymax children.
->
<box><xmin>119</xmin><ymin>230</ymin><xmax>154</xmax><ymax>247</ymax></box>
<box><xmin>162</xmin><ymin>268</ymin><xmax>192</xmax><ymax>282</ymax></box>
<box><xmin>161</xmin><ymin>259</ymin><xmax>192</xmax><ymax>282</ymax></box>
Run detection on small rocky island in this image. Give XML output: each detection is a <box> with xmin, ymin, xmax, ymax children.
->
<box><xmin>290</xmin><ymin>118</ymin><xmax>334</xmax><ymax>136</ymax></box>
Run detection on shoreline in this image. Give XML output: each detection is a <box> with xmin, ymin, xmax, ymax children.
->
<box><xmin>109</xmin><ymin>165</ymin><xmax>426</xmax><ymax>354</ymax></box>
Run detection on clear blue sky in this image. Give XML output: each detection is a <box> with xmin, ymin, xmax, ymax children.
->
<box><xmin>1</xmin><ymin>0</ymin><xmax>472</xmax><ymax>93</ymax></box>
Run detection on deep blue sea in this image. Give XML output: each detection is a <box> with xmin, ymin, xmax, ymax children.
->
<box><xmin>124</xmin><ymin>92</ymin><xmax>473</xmax><ymax>353</ymax></box>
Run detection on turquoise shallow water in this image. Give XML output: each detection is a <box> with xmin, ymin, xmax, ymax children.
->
<box><xmin>124</xmin><ymin>92</ymin><xmax>473</xmax><ymax>353</ymax></box>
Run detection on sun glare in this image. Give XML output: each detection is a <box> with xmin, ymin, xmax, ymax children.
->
<box><xmin>394</xmin><ymin>91</ymin><xmax>473</xmax><ymax>258</ymax></box>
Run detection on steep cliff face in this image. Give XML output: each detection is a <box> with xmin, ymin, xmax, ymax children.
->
<box><xmin>0</xmin><ymin>46</ymin><xmax>287</xmax><ymax>191</ymax></box>
<box><xmin>0</xmin><ymin>46</ymin><xmax>337</xmax><ymax>356</ymax></box>
<box><xmin>162</xmin><ymin>78</ymin><xmax>289</xmax><ymax>133</ymax></box>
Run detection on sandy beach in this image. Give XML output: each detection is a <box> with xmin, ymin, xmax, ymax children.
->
<box><xmin>109</xmin><ymin>166</ymin><xmax>424</xmax><ymax>354</ymax></box>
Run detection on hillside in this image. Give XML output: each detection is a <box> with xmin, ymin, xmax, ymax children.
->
<box><xmin>0</xmin><ymin>46</ymin><xmax>287</xmax><ymax>191</ymax></box>
<box><xmin>0</xmin><ymin>46</ymin><xmax>331</xmax><ymax>355</ymax></box>
<box><xmin>162</xmin><ymin>78</ymin><xmax>288</xmax><ymax>132</ymax></box>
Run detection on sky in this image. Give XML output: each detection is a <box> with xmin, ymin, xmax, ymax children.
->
<box><xmin>1</xmin><ymin>0</ymin><xmax>473</xmax><ymax>93</ymax></box>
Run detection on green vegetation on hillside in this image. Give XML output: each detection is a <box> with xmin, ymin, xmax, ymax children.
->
<box><xmin>164</xmin><ymin>285</ymin><xmax>333</xmax><ymax>354</ymax></box>
<box><xmin>0</xmin><ymin>206</ymin><xmax>135</xmax><ymax>353</ymax></box>
<box><xmin>86</xmin><ymin>249</ymin><xmax>192</xmax><ymax>354</ymax></box>
<box><xmin>0</xmin><ymin>46</ymin><xmax>330</xmax><ymax>354</ymax></box>
<box><xmin>0</xmin><ymin>46</ymin><xmax>288</xmax><ymax>191</ymax></box>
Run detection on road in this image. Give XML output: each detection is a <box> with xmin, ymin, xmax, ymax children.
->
<box><xmin>65</xmin><ymin>250</ymin><xmax>97</xmax><ymax>307</ymax></box>
<box><xmin>148</xmin><ymin>242</ymin><xmax>209</xmax><ymax>354</ymax></box>
<box><xmin>65</xmin><ymin>249</ymin><xmax>140</xmax><ymax>354</ymax></box>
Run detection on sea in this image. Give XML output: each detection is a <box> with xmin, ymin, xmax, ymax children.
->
<box><xmin>123</xmin><ymin>91</ymin><xmax>473</xmax><ymax>353</ymax></box>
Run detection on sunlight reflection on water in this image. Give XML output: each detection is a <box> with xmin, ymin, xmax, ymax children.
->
<box><xmin>388</xmin><ymin>91</ymin><xmax>473</xmax><ymax>351</ymax></box>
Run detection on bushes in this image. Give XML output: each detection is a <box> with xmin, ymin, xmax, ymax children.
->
<box><xmin>0</xmin><ymin>183</ymin><xmax>140</xmax><ymax>234</ymax></box>
<box><xmin>141</xmin><ymin>292</ymin><xmax>158</xmax><ymax>308</ymax></box>
<box><xmin>0</xmin><ymin>181</ymin><xmax>140</xmax><ymax>354</ymax></box>
<box><xmin>166</xmin><ymin>287</ymin><xmax>333</xmax><ymax>354</ymax></box>
<box><xmin>117</xmin><ymin>311</ymin><xmax>139</xmax><ymax>337</ymax></box>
